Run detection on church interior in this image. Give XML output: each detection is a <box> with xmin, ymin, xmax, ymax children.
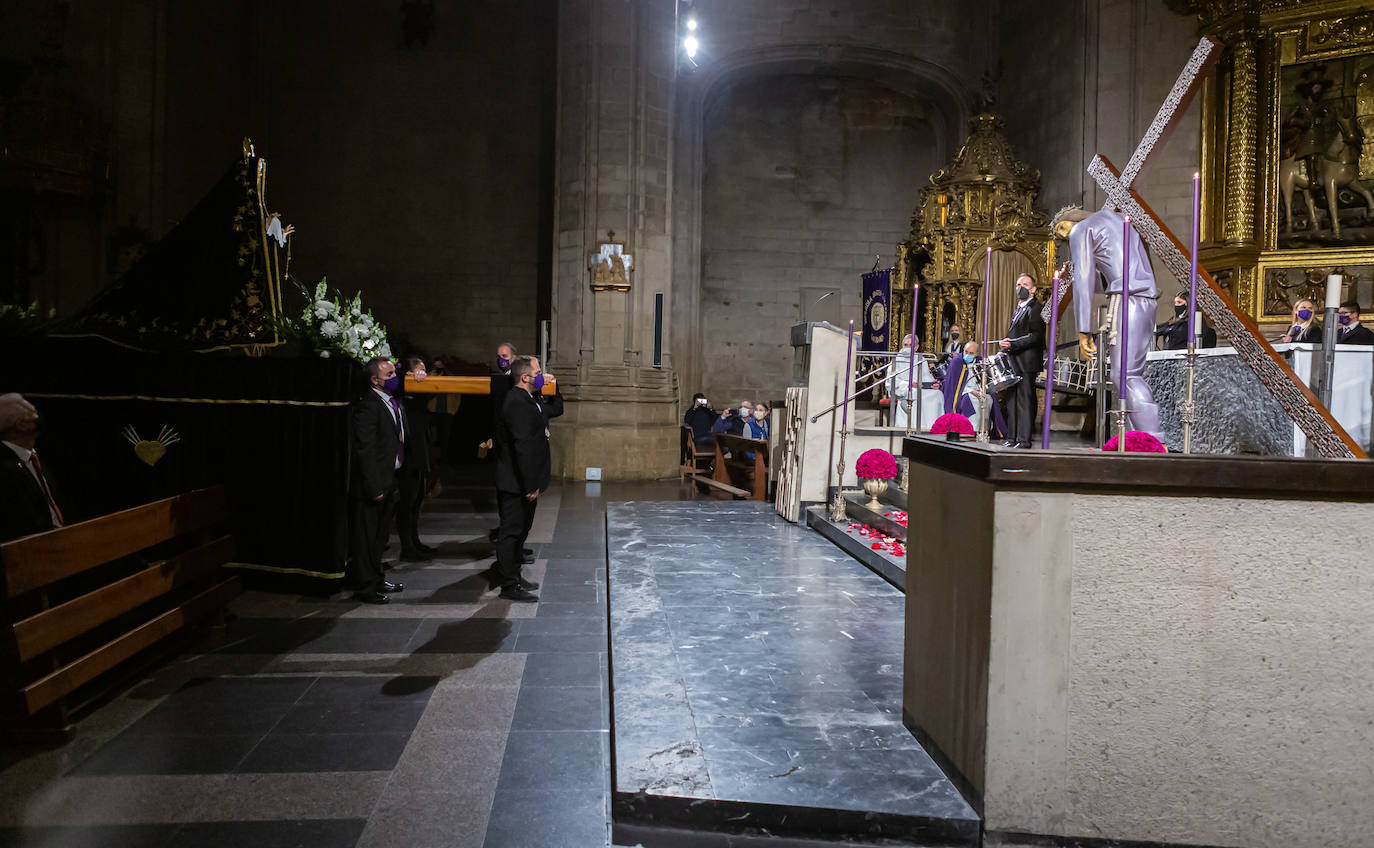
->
<box><xmin>1</xmin><ymin>1</ymin><xmax>1371</xmax><ymax>847</ymax></box>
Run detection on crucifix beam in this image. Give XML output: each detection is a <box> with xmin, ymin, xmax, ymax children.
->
<box><xmin>1089</xmin><ymin>154</ymin><xmax>1364</xmax><ymax>458</ymax></box>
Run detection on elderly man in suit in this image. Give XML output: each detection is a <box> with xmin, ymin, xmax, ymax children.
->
<box><xmin>0</xmin><ymin>396</ymin><xmax>66</xmax><ymax>543</ymax></box>
<box><xmin>492</xmin><ymin>356</ymin><xmax>562</xmax><ymax>601</ymax></box>
<box><xmin>347</xmin><ymin>358</ymin><xmax>407</xmax><ymax>604</ymax></box>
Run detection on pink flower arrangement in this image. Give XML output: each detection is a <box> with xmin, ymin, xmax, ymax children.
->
<box><xmin>855</xmin><ymin>448</ymin><xmax>898</xmax><ymax>479</ymax></box>
<box><xmin>930</xmin><ymin>413</ymin><xmax>975</xmax><ymax>436</ymax></box>
<box><xmin>1101</xmin><ymin>430</ymin><xmax>1167</xmax><ymax>453</ymax></box>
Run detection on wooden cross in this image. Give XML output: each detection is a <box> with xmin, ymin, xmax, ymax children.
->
<box><xmin>1083</xmin><ymin>36</ymin><xmax>1363</xmax><ymax>458</ymax></box>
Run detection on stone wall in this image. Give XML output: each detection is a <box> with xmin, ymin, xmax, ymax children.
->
<box><xmin>697</xmin><ymin>76</ymin><xmax>939</xmax><ymax>404</ymax></box>
<box><xmin>999</xmin><ymin>0</ymin><xmax>1202</xmax><ymax>328</ymax></box>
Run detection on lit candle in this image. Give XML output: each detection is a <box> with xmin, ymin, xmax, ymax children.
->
<box><xmin>1189</xmin><ymin>171</ymin><xmax>1199</xmax><ymax>347</ymax></box>
<box><xmin>1121</xmin><ymin>216</ymin><xmax>1131</xmax><ymax>406</ymax></box>
<box><xmin>1042</xmin><ymin>269</ymin><xmax>1060</xmax><ymax>449</ymax></box>
<box><xmin>842</xmin><ymin>318</ymin><xmax>854</xmax><ymax>431</ymax></box>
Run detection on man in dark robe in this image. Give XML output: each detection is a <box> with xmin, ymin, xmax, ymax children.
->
<box><xmin>940</xmin><ymin>342</ymin><xmax>1007</xmax><ymax>440</ymax></box>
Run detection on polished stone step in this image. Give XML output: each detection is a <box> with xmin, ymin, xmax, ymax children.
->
<box><xmin>806</xmin><ymin>505</ymin><xmax>906</xmax><ymax>591</ymax></box>
<box><xmin>609</xmin><ymin>501</ymin><xmax>976</xmax><ymax>847</ymax></box>
<box><xmin>842</xmin><ymin>493</ymin><xmax>908</xmax><ymax>543</ymax></box>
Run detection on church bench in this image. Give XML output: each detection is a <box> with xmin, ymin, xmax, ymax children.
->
<box><xmin>679</xmin><ymin>425</ymin><xmax>713</xmax><ymax>480</ymax></box>
<box><xmin>693</xmin><ymin>433</ymin><xmax>768</xmax><ymax>501</ymax></box>
<box><xmin>0</xmin><ymin>486</ymin><xmax>239</xmax><ymax>729</ymax></box>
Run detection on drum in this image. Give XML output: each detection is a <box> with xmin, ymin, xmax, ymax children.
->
<box><xmin>929</xmin><ymin>354</ymin><xmax>950</xmax><ymax>383</ymax></box>
<box><xmin>983</xmin><ymin>351</ymin><xmax>1022</xmax><ymax>393</ymax></box>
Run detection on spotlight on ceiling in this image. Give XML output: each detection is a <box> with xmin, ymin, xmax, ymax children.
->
<box><xmin>684</xmin><ymin>34</ymin><xmax>699</xmax><ymax>58</ymax></box>
<box><xmin>687</xmin><ymin>17</ymin><xmax>697</xmax><ymax>30</ymax></box>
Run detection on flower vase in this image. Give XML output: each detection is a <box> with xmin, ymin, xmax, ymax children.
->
<box><xmin>861</xmin><ymin>477</ymin><xmax>888</xmax><ymax>510</ymax></box>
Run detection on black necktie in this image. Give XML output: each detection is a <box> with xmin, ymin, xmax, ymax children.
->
<box><xmin>28</xmin><ymin>451</ymin><xmax>64</xmax><ymax>525</ymax></box>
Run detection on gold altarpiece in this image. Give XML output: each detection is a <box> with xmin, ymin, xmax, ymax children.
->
<box><xmin>1178</xmin><ymin>0</ymin><xmax>1374</xmax><ymax>327</ymax></box>
<box><xmin>894</xmin><ymin>114</ymin><xmax>1054</xmax><ymax>355</ymax></box>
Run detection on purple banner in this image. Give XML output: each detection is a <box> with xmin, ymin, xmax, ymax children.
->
<box><xmin>861</xmin><ymin>269</ymin><xmax>892</xmax><ymax>351</ymax></box>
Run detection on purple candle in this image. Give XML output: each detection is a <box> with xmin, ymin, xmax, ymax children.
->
<box><xmin>1189</xmin><ymin>171</ymin><xmax>1200</xmax><ymax>346</ymax></box>
<box><xmin>1042</xmin><ymin>269</ymin><xmax>1060</xmax><ymax>449</ymax></box>
<box><xmin>906</xmin><ymin>283</ymin><xmax>919</xmax><ymax>429</ymax></box>
<box><xmin>1121</xmin><ymin>216</ymin><xmax>1131</xmax><ymax>405</ymax></box>
<box><xmin>841</xmin><ymin>318</ymin><xmax>854</xmax><ymax>431</ymax></box>
<box><xmin>981</xmin><ymin>246</ymin><xmax>992</xmax><ymax>357</ymax></box>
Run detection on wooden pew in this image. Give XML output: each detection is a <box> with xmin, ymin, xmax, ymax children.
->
<box><xmin>0</xmin><ymin>486</ymin><xmax>239</xmax><ymax>731</ymax></box>
<box><xmin>693</xmin><ymin>433</ymin><xmax>768</xmax><ymax>501</ymax></box>
<box><xmin>680</xmin><ymin>425</ymin><xmax>713</xmax><ymax>480</ymax></box>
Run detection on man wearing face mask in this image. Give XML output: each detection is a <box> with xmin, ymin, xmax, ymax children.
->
<box><xmin>1334</xmin><ymin>301</ymin><xmax>1374</xmax><ymax>344</ymax></box>
<box><xmin>997</xmin><ymin>273</ymin><xmax>1046</xmax><ymax>448</ymax></box>
<box><xmin>683</xmin><ymin>393</ymin><xmax>717</xmax><ymax>452</ymax></box>
<box><xmin>940</xmin><ymin>341</ymin><xmax>1008</xmax><ymax>438</ymax></box>
<box><xmin>347</xmin><ymin>357</ymin><xmax>407</xmax><ymax>604</ymax></box>
<box><xmin>492</xmin><ymin>356</ymin><xmax>562</xmax><ymax>601</ymax></box>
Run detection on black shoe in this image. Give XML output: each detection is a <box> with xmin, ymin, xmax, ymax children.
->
<box><xmin>415</xmin><ymin>542</ymin><xmax>439</xmax><ymax>553</ymax></box>
<box><xmin>400</xmin><ymin>551</ymin><xmax>433</xmax><ymax>562</ymax></box>
<box><xmin>521</xmin><ymin>554</ymin><xmax>535</xmax><ymax>565</ymax></box>
<box><xmin>382</xmin><ymin>581</ymin><xmax>405</xmax><ymax>593</ymax></box>
<box><xmin>488</xmin><ymin>528</ymin><xmax>499</xmax><ymax>543</ymax></box>
<box><xmin>498</xmin><ymin>587</ymin><xmax>539</xmax><ymax>602</ymax></box>
<box><xmin>353</xmin><ymin>591</ymin><xmax>389</xmax><ymax>604</ymax></box>
<box><xmin>522</xmin><ymin>547</ymin><xmax>534</xmax><ymax>557</ymax></box>
<box><xmin>1014</xmin><ymin>441</ymin><xmax>1032</xmax><ymax>449</ymax></box>
<box><xmin>1001</xmin><ymin>439</ymin><xmax>1015</xmax><ymax>447</ymax></box>
<box><xmin>518</xmin><ymin>578</ymin><xmax>540</xmax><ymax>590</ymax></box>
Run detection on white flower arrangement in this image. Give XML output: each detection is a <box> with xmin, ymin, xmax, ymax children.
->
<box><xmin>291</xmin><ymin>278</ymin><xmax>392</xmax><ymax>363</ymax></box>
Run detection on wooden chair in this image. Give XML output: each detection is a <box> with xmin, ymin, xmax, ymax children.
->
<box><xmin>680</xmin><ymin>425</ymin><xmax>713</xmax><ymax>480</ymax></box>
<box><xmin>0</xmin><ymin>486</ymin><xmax>239</xmax><ymax>732</ymax></box>
<box><xmin>693</xmin><ymin>433</ymin><xmax>768</xmax><ymax>501</ymax></box>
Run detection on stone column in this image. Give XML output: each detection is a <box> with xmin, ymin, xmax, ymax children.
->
<box><xmin>550</xmin><ymin>0</ymin><xmax>679</xmax><ymax>480</ymax></box>
<box><xmin>1222</xmin><ymin>26</ymin><xmax>1259</xmax><ymax>247</ymax></box>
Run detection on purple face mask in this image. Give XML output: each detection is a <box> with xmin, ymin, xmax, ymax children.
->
<box><xmin>382</xmin><ymin>374</ymin><xmax>401</xmax><ymax>395</ymax></box>
<box><xmin>530</xmin><ymin>374</ymin><xmax>546</xmax><ymax>392</ymax></box>
<box><xmin>1297</xmin><ymin>308</ymin><xmax>1314</xmax><ymax>321</ymax></box>
<box><xmin>497</xmin><ymin>355</ymin><xmax>511</xmax><ymax>370</ymax></box>
<box><xmin>1339</xmin><ymin>314</ymin><xmax>1353</xmax><ymax>326</ymax></box>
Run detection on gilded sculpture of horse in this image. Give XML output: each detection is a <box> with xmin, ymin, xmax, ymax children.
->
<box><xmin>1279</xmin><ymin>114</ymin><xmax>1374</xmax><ymax>239</ymax></box>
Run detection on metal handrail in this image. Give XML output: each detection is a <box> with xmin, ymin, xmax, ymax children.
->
<box><xmin>809</xmin><ymin>352</ymin><xmax>939</xmax><ymax>423</ymax></box>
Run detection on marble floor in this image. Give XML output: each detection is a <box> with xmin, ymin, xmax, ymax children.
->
<box><xmin>0</xmin><ymin>477</ymin><xmax>969</xmax><ymax>848</ymax></box>
<box><xmin>607</xmin><ymin>502</ymin><xmax>979</xmax><ymax>845</ymax></box>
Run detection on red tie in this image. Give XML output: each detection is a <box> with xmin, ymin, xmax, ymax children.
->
<box><xmin>28</xmin><ymin>450</ymin><xmax>64</xmax><ymax>526</ymax></box>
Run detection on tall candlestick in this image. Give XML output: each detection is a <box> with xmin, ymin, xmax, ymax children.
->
<box><xmin>841</xmin><ymin>318</ymin><xmax>854</xmax><ymax>431</ymax></box>
<box><xmin>1042</xmin><ymin>269</ymin><xmax>1060</xmax><ymax>450</ymax></box>
<box><xmin>1189</xmin><ymin>171</ymin><xmax>1200</xmax><ymax>347</ymax></box>
<box><xmin>982</xmin><ymin>246</ymin><xmax>992</xmax><ymax>356</ymax></box>
<box><xmin>906</xmin><ymin>284</ymin><xmax>919</xmax><ymax>434</ymax></box>
<box><xmin>1121</xmin><ymin>217</ymin><xmax>1131</xmax><ymax>405</ymax></box>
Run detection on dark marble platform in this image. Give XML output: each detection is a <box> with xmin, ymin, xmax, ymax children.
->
<box><xmin>607</xmin><ymin>501</ymin><xmax>976</xmax><ymax>845</ymax></box>
<box><xmin>805</xmin><ymin>501</ymin><xmax>907</xmax><ymax>591</ymax></box>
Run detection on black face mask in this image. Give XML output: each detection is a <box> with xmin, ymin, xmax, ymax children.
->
<box><xmin>1016</xmin><ymin>287</ymin><xmax>1032</xmax><ymax>302</ymax></box>
<box><xmin>1175</xmin><ymin>304</ymin><xmax>1187</xmax><ymax>318</ymax></box>
<box><xmin>950</xmin><ymin>331</ymin><xmax>960</xmax><ymax>340</ymax></box>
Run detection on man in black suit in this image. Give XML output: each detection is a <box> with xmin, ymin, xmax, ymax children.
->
<box><xmin>492</xmin><ymin>356</ymin><xmax>562</xmax><ymax>602</ymax></box>
<box><xmin>396</xmin><ymin>356</ymin><xmax>435</xmax><ymax>561</ymax></box>
<box><xmin>347</xmin><ymin>358</ymin><xmax>407</xmax><ymax>604</ymax></box>
<box><xmin>0</xmin><ymin>397</ymin><xmax>66</xmax><ymax>543</ymax></box>
<box><xmin>1335</xmin><ymin>301</ymin><xmax>1374</xmax><ymax>345</ymax></box>
<box><xmin>999</xmin><ymin>273</ymin><xmax>1047</xmax><ymax>449</ymax></box>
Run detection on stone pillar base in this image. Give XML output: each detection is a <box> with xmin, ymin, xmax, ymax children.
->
<box><xmin>549</xmin><ymin>364</ymin><xmax>679</xmax><ymax>480</ymax></box>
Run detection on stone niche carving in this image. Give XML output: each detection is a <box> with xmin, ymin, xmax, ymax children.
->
<box><xmin>894</xmin><ymin>113</ymin><xmax>1053</xmax><ymax>354</ymax></box>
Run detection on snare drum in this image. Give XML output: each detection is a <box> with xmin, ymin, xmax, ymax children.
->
<box><xmin>983</xmin><ymin>351</ymin><xmax>1022</xmax><ymax>393</ymax></box>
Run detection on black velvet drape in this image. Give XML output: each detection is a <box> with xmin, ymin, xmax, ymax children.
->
<box><xmin>15</xmin><ymin>339</ymin><xmax>357</xmax><ymax>587</ymax></box>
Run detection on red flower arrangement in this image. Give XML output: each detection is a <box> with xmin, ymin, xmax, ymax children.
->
<box><xmin>1101</xmin><ymin>430</ymin><xmax>1167</xmax><ymax>453</ymax></box>
<box><xmin>855</xmin><ymin>448</ymin><xmax>898</xmax><ymax>479</ymax></box>
<box><xmin>930</xmin><ymin>412</ymin><xmax>975</xmax><ymax>436</ymax></box>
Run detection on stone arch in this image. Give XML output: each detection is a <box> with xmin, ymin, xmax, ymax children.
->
<box><xmin>670</xmin><ymin>43</ymin><xmax>974</xmax><ymax>397</ymax></box>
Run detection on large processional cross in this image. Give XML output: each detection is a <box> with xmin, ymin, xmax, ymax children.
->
<box><xmin>1069</xmin><ymin>35</ymin><xmax>1364</xmax><ymax>459</ymax></box>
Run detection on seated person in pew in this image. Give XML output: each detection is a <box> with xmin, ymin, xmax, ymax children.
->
<box><xmin>1155</xmin><ymin>291</ymin><xmax>1217</xmax><ymax>351</ymax></box>
<box><xmin>1</xmin><ymin>398</ymin><xmax>67</xmax><ymax>542</ymax></box>
<box><xmin>1335</xmin><ymin>301</ymin><xmax>1374</xmax><ymax>345</ymax></box>
<box><xmin>712</xmin><ymin>402</ymin><xmax>749</xmax><ymax>437</ymax></box>
<box><xmin>937</xmin><ymin>342</ymin><xmax>1008</xmax><ymax>440</ymax></box>
<box><xmin>683</xmin><ymin>392</ymin><xmax>717</xmax><ymax>451</ymax></box>
<box><xmin>745</xmin><ymin>402</ymin><xmax>769</xmax><ymax>441</ymax></box>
